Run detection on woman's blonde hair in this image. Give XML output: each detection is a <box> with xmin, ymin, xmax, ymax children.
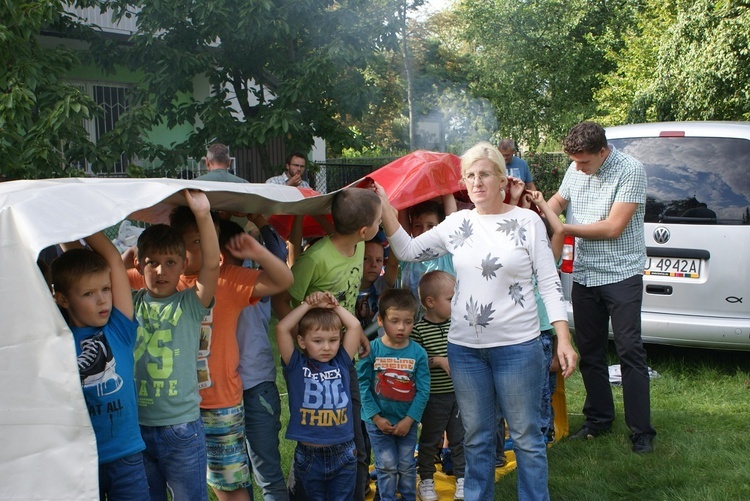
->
<box><xmin>460</xmin><ymin>141</ymin><xmax>507</xmax><ymax>179</ymax></box>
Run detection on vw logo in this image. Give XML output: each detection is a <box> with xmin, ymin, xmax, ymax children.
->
<box><xmin>653</xmin><ymin>227</ymin><xmax>671</xmax><ymax>244</ymax></box>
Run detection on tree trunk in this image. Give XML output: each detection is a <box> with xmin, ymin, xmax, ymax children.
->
<box><xmin>401</xmin><ymin>2</ymin><xmax>416</xmax><ymax>151</ymax></box>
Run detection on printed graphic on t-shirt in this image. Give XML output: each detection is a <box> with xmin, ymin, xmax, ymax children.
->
<box><xmin>134</xmin><ymin>301</ymin><xmax>190</xmax><ymax>405</ymax></box>
<box><xmin>373</xmin><ymin>357</ymin><xmax>416</xmax><ymax>402</ymax></box>
<box><xmin>297</xmin><ymin>365</ymin><xmax>350</xmax><ymax>427</ymax></box>
<box><xmin>197</xmin><ymin>309</ymin><xmax>213</xmax><ymax>389</ymax></box>
<box><xmin>78</xmin><ymin>331</ymin><xmax>124</xmax><ymax>397</ymax></box>
<box><xmin>197</xmin><ymin>358</ymin><xmax>210</xmax><ymax>389</ymax></box>
<box><xmin>335</xmin><ymin>265</ymin><xmax>362</xmax><ymax>313</ymax></box>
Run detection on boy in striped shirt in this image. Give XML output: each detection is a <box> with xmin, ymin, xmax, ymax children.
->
<box><xmin>411</xmin><ymin>270</ymin><xmax>466</xmax><ymax>501</ymax></box>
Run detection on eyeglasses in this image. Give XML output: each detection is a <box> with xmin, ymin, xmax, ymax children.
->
<box><xmin>289</xmin><ymin>163</ymin><xmax>306</xmax><ymax>168</ymax></box>
<box><xmin>463</xmin><ymin>171</ymin><xmax>496</xmax><ymax>185</ymax></box>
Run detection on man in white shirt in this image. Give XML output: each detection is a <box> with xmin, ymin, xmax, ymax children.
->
<box><xmin>265</xmin><ymin>153</ymin><xmax>311</xmax><ymax>188</ymax></box>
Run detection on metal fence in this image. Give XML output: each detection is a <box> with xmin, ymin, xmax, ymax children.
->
<box><xmin>311</xmin><ymin>157</ymin><xmax>398</xmax><ymax>193</ymax></box>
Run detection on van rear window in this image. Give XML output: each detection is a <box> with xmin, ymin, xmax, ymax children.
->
<box><xmin>610</xmin><ymin>137</ymin><xmax>750</xmax><ymax>225</ymax></box>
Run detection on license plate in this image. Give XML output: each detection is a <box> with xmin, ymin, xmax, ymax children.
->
<box><xmin>645</xmin><ymin>256</ymin><xmax>701</xmax><ymax>278</ymax></box>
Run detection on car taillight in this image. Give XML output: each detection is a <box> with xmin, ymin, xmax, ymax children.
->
<box><xmin>560</xmin><ymin>235</ymin><xmax>575</xmax><ymax>273</ymax></box>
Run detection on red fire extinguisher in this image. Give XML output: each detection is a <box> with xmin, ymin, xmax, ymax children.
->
<box><xmin>560</xmin><ymin>235</ymin><xmax>575</xmax><ymax>273</ymax></box>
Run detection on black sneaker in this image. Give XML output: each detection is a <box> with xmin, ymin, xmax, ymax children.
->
<box><xmin>78</xmin><ymin>332</ymin><xmax>115</xmax><ymax>386</ymax></box>
<box><xmin>632</xmin><ymin>434</ymin><xmax>654</xmax><ymax>453</ymax></box>
<box><xmin>569</xmin><ymin>425</ymin><xmax>611</xmax><ymax>440</ymax></box>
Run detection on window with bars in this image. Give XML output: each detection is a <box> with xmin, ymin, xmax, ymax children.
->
<box><xmin>72</xmin><ymin>82</ymin><xmax>133</xmax><ymax>175</ymax></box>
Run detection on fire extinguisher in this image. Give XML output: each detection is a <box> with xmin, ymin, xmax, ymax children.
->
<box><xmin>560</xmin><ymin>235</ymin><xmax>575</xmax><ymax>273</ymax></box>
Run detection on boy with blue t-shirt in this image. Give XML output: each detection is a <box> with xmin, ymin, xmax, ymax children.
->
<box><xmin>132</xmin><ymin>189</ymin><xmax>220</xmax><ymax>501</ymax></box>
<box><xmin>525</xmin><ymin>190</ymin><xmax>565</xmax><ymax>442</ymax></box>
<box><xmin>356</xmin><ymin>235</ymin><xmax>398</xmax><ymax>339</ymax></box>
<box><xmin>52</xmin><ymin>231</ymin><xmax>149</xmax><ymax>500</ymax></box>
<box><xmin>358</xmin><ymin>289</ymin><xmax>430</xmax><ymax>501</ymax></box>
<box><xmin>272</xmin><ymin>187</ymin><xmax>383</xmax><ymax>501</ymax></box>
<box><xmin>398</xmin><ymin>200</ymin><xmax>456</xmax><ymax>318</ymax></box>
<box><xmin>276</xmin><ymin>291</ymin><xmax>365</xmax><ymax>501</ymax></box>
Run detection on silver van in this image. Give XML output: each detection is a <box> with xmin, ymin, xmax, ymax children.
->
<box><xmin>561</xmin><ymin>121</ymin><xmax>750</xmax><ymax>350</ymax></box>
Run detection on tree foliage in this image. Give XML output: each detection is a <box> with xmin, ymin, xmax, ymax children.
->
<box><xmin>421</xmin><ymin>8</ymin><xmax>498</xmax><ymax>153</ymax></box>
<box><xmin>0</xmin><ymin>1</ymin><xmax>101</xmax><ymax>179</ymax></box>
<box><xmin>104</xmin><ymin>0</ymin><xmax>400</xmax><ymax>171</ymax></box>
<box><xmin>6</xmin><ymin>0</ymin><xmax>750</xmax><ymax>180</ymax></box>
<box><xmin>341</xmin><ymin>5</ymin><xmax>498</xmax><ymax>155</ymax></box>
<box><xmin>455</xmin><ymin>0</ymin><xmax>634</xmax><ymax>148</ymax></box>
<box><xmin>596</xmin><ymin>0</ymin><xmax>750</xmax><ymax>124</ymax></box>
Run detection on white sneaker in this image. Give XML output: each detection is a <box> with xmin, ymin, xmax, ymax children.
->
<box><xmin>454</xmin><ymin>477</ymin><xmax>465</xmax><ymax>500</ymax></box>
<box><xmin>418</xmin><ymin>478</ymin><xmax>438</xmax><ymax>501</ymax></box>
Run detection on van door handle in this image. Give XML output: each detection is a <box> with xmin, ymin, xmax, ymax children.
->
<box><xmin>646</xmin><ymin>285</ymin><xmax>673</xmax><ymax>295</ymax></box>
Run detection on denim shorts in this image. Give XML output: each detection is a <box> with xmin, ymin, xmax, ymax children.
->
<box><xmin>202</xmin><ymin>404</ymin><xmax>252</xmax><ymax>491</ymax></box>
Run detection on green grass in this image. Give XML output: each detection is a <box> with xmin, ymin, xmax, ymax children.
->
<box><xmin>494</xmin><ymin>343</ymin><xmax>750</xmax><ymax>500</ymax></box>
<box><xmin>231</xmin><ymin>324</ymin><xmax>750</xmax><ymax>501</ymax></box>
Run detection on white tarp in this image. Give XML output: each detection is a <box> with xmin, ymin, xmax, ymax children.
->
<box><xmin>0</xmin><ymin>177</ymin><xmax>335</xmax><ymax>500</ymax></box>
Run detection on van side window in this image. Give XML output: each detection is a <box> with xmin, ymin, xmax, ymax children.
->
<box><xmin>611</xmin><ymin>137</ymin><xmax>750</xmax><ymax>225</ymax></box>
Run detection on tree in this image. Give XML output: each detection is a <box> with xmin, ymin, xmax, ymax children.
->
<box><xmin>596</xmin><ymin>0</ymin><xmax>750</xmax><ymax>124</ymax></box>
<box><xmin>418</xmin><ymin>7</ymin><xmax>498</xmax><ymax>153</ymax></box>
<box><xmin>0</xmin><ymin>1</ymin><xmax>101</xmax><ymax>179</ymax></box>
<box><xmin>456</xmin><ymin>0</ymin><xmax>634</xmax><ymax>148</ymax></box>
<box><xmin>338</xmin><ymin>4</ymin><xmax>498</xmax><ymax>155</ymax></box>
<box><xmin>104</xmin><ymin>0</ymin><xmax>400</xmax><ymax>172</ymax></box>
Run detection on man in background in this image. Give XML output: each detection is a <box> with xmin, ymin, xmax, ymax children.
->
<box><xmin>197</xmin><ymin>143</ymin><xmax>247</xmax><ymax>183</ymax></box>
<box><xmin>266</xmin><ymin>153</ymin><xmax>311</xmax><ymax>188</ymax></box>
<box><xmin>498</xmin><ymin>138</ymin><xmax>536</xmax><ymax>190</ymax></box>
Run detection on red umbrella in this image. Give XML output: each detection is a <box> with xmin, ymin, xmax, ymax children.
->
<box><xmin>362</xmin><ymin>150</ymin><xmax>538</xmax><ymax>214</ymax></box>
<box><xmin>358</xmin><ymin>150</ymin><xmax>463</xmax><ymax>210</ymax></box>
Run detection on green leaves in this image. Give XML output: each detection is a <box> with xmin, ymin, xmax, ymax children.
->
<box><xmin>596</xmin><ymin>0</ymin><xmax>750</xmax><ymax>124</ymax></box>
<box><xmin>0</xmin><ymin>1</ymin><xmax>103</xmax><ymax>179</ymax></box>
<box><xmin>104</xmin><ymin>0</ymin><xmax>399</xmax><ymax>163</ymax></box>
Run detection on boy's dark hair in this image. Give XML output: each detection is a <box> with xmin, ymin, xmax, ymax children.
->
<box><xmin>51</xmin><ymin>248</ymin><xmax>110</xmax><ymax>295</ymax></box>
<box><xmin>286</xmin><ymin>152</ymin><xmax>307</xmax><ymax>165</ymax></box>
<box><xmin>378</xmin><ymin>288</ymin><xmax>418</xmax><ymax>319</ymax></box>
<box><xmin>409</xmin><ymin>200</ymin><xmax>444</xmax><ymax>223</ymax></box>
<box><xmin>418</xmin><ymin>270</ymin><xmax>456</xmax><ymax>307</ymax></box>
<box><xmin>137</xmin><ymin>224</ymin><xmax>186</xmax><ymax>261</ymax></box>
<box><xmin>331</xmin><ymin>188</ymin><xmax>381</xmax><ymax>235</ymax></box>
<box><xmin>298</xmin><ymin>308</ymin><xmax>344</xmax><ymax>338</ymax></box>
<box><xmin>218</xmin><ymin>219</ymin><xmax>245</xmax><ymax>252</ymax></box>
<box><xmin>169</xmin><ymin>205</ymin><xmax>220</xmax><ymax>237</ymax></box>
<box><xmin>207</xmin><ymin>143</ymin><xmax>231</xmax><ymax>166</ymax></box>
<box><xmin>563</xmin><ymin>121</ymin><xmax>607</xmax><ymax>155</ymax></box>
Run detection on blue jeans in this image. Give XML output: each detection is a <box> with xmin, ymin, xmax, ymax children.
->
<box><xmin>244</xmin><ymin>382</ymin><xmax>288</xmax><ymax>500</ymax></box>
<box><xmin>540</xmin><ymin>330</ymin><xmax>557</xmax><ymax>440</ymax></box>
<box><xmin>365</xmin><ymin>421</ymin><xmax>418</xmax><ymax>501</ymax></box>
<box><xmin>99</xmin><ymin>452</ymin><xmax>150</xmax><ymax>501</ymax></box>
<box><xmin>140</xmin><ymin>418</ymin><xmax>208</xmax><ymax>501</ymax></box>
<box><xmin>449</xmin><ymin>339</ymin><xmax>549</xmax><ymax>501</ymax></box>
<box><xmin>293</xmin><ymin>441</ymin><xmax>357</xmax><ymax>501</ymax></box>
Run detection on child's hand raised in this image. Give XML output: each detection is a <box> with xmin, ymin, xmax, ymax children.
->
<box><xmin>508</xmin><ymin>177</ymin><xmax>526</xmax><ymax>205</ymax></box>
<box><xmin>304</xmin><ymin>291</ymin><xmax>339</xmax><ymax>309</ymax></box>
<box><xmin>183</xmin><ymin>189</ymin><xmax>211</xmax><ymax>216</ymax></box>
<box><xmin>527</xmin><ymin>190</ymin><xmax>548</xmax><ymax>207</ymax></box>
<box><xmin>226</xmin><ymin>232</ymin><xmax>263</xmax><ymax>260</ymax></box>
